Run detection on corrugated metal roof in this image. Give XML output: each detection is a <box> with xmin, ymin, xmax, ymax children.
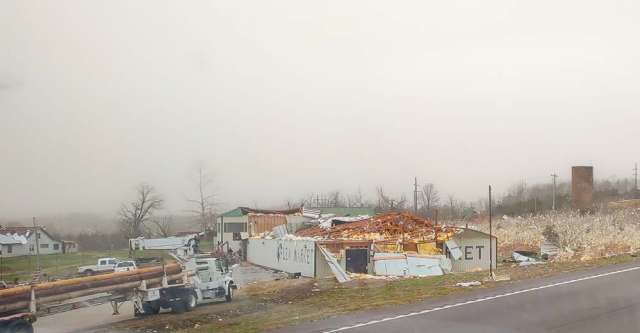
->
<box><xmin>220</xmin><ymin>207</ymin><xmax>244</xmax><ymax>217</ymax></box>
<box><xmin>220</xmin><ymin>207</ymin><xmax>303</xmax><ymax>217</ymax></box>
<box><xmin>318</xmin><ymin>207</ymin><xmax>376</xmax><ymax>217</ymax></box>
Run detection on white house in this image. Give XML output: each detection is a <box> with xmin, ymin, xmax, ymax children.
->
<box><xmin>0</xmin><ymin>226</ymin><xmax>63</xmax><ymax>258</ymax></box>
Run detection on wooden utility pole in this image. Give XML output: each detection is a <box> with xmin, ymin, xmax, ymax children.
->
<box><xmin>32</xmin><ymin>217</ymin><xmax>41</xmax><ymax>277</ymax></box>
<box><xmin>551</xmin><ymin>173</ymin><xmax>558</xmax><ymax>211</ymax></box>
<box><xmin>488</xmin><ymin>185</ymin><xmax>493</xmax><ymax>278</ymax></box>
<box><xmin>634</xmin><ymin>163</ymin><xmax>638</xmax><ymax>196</ymax></box>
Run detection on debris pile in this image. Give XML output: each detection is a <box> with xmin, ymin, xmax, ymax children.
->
<box><xmin>296</xmin><ymin>212</ymin><xmax>456</xmax><ymax>241</ymax></box>
<box><xmin>486</xmin><ymin>209</ymin><xmax>640</xmax><ymax>261</ymax></box>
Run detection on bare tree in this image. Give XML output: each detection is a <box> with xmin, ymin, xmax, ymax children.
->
<box><xmin>347</xmin><ymin>188</ymin><xmax>364</xmax><ymax>207</ymax></box>
<box><xmin>150</xmin><ymin>215</ymin><xmax>174</xmax><ymax>237</ymax></box>
<box><xmin>119</xmin><ymin>183</ymin><xmax>164</xmax><ymax>239</ymax></box>
<box><xmin>328</xmin><ymin>191</ymin><xmax>343</xmax><ymax>207</ymax></box>
<box><xmin>448</xmin><ymin>195</ymin><xmax>456</xmax><ymax>220</ymax></box>
<box><xmin>420</xmin><ymin>183</ymin><xmax>440</xmax><ymax>212</ymax></box>
<box><xmin>376</xmin><ymin>186</ymin><xmax>407</xmax><ymax>211</ymax></box>
<box><xmin>187</xmin><ymin>165</ymin><xmax>216</xmax><ymax>232</ymax></box>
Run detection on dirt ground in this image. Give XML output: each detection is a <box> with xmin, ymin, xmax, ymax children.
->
<box><xmin>111</xmin><ymin>253</ymin><xmax>640</xmax><ymax>333</ymax></box>
<box><xmin>32</xmin><ymin>262</ymin><xmax>286</xmax><ymax>333</ymax></box>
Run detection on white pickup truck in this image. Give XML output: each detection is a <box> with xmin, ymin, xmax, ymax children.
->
<box><xmin>77</xmin><ymin>257</ymin><xmax>119</xmax><ymax>276</ymax></box>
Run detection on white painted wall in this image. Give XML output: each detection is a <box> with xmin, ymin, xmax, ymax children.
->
<box><xmin>447</xmin><ymin>230</ymin><xmax>497</xmax><ymax>273</ymax></box>
<box><xmin>215</xmin><ymin>216</ymin><xmax>247</xmax><ymax>252</ymax></box>
<box><xmin>247</xmin><ymin>238</ymin><xmax>315</xmax><ymax>277</ymax></box>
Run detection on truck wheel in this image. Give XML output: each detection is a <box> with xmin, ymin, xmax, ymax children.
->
<box><xmin>225</xmin><ymin>286</ymin><xmax>233</xmax><ymax>302</ymax></box>
<box><xmin>84</xmin><ymin>270</ymin><xmax>94</xmax><ymax>276</ymax></box>
<box><xmin>185</xmin><ymin>293</ymin><xmax>197</xmax><ymax>311</ymax></box>
<box><xmin>142</xmin><ymin>302</ymin><xmax>160</xmax><ymax>315</ymax></box>
<box><xmin>171</xmin><ymin>301</ymin><xmax>186</xmax><ymax>314</ymax></box>
<box><xmin>8</xmin><ymin>321</ymin><xmax>34</xmax><ymax>333</ymax></box>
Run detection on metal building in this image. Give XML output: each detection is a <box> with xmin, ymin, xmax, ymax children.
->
<box><xmin>445</xmin><ymin>229</ymin><xmax>497</xmax><ymax>273</ymax></box>
<box><xmin>572</xmin><ymin>166</ymin><xmax>594</xmax><ymax>212</ymax></box>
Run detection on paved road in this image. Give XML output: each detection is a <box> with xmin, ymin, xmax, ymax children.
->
<box><xmin>281</xmin><ymin>261</ymin><xmax>640</xmax><ymax>333</ymax></box>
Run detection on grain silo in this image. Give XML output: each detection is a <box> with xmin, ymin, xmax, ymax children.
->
<box><xmin>572</xmin><ymin>166</ymin><xmax>593</xmax><ymax>212</ymax></box>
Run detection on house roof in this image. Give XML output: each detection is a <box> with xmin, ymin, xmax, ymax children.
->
<box><xmin>220</xmin><ymin>207</ymin><xmax>303</xmax><ymax>217</ymax></box>
<box><xmin>0</xmin><ymin>234</ymin><xmax>24</xmax><ymax>245</ymax></box>
<box><xmin>0</xmin><ymin>226</ymin><xmax>33</xmax><ymax>238</ymax></box>
<box><xmin>0</xmin><ymin>226</ymin><xmax>60</xmax><ymax>243</ymax></box>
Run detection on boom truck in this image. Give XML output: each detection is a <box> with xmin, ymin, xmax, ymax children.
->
<box><xmin>0</xmin><ymin>234</ymin><xmax>236</xmax><ymax>333</ymax></box>
<box><xmin>126</xmin><ymin>234</ymin><xmax>237</xmax><ymax>316</ymax></box>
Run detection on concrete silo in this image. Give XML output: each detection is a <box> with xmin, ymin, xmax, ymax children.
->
<box><xmin>572</xmin><ymin>166</ymin><xmax>593</xmax><ymax>212</ymax></box>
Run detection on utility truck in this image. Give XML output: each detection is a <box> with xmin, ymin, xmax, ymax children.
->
<box><xmin>125</xmin><ymin>254</ymin><xmax>236</xmax><ymax>316</ymax></box>
<box><xmin>1</xmin><ymin>234</ymin><xmax>235</xmax><ymax>332</ymax></box>
<box><xmin>123</xmin><ymin>233</ymin><xmax>236</xmax><ymax>315</ymax></box>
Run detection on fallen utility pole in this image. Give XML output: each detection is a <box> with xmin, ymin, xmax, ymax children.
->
<box><xmin>489</xmin><ymin>185</ymin><xmax>493</xmax><ymax>278</ymax></box>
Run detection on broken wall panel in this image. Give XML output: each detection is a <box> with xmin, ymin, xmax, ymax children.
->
<box><xmin>247</xmin><ymin>238</ymin><xmax>315</xmax><ymax>277</ymax></box>
<box><xmin>373</xmin><ymin>253</ymin><xmax>444</xmax><ymax>277</ymax></box>
<box><xmin>248</xmin><ymin>214</ymin><xmax>288</xmax><ymax>235</ymax></box>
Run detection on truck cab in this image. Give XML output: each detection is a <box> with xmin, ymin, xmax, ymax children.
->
<box><xmin>189</xmin><ymin>257</ymin><xmax>235</xmax><ymax>301</ymax></box>
<box><xmin>78</xmin><ymin>258</ymin><xmax>119</xmax><ymax>275</ymax></box>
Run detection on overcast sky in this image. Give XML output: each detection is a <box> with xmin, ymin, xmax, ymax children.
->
<box><xmin>1</xmin><ymin>1</ymin><xmax>639</xmax><ymax>219</ymax></box>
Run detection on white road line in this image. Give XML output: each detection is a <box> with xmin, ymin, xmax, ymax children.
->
<box><xmin>322</xmin><ymin>265</ymin><xmax>640</xmax><ymax>333</ymax></box>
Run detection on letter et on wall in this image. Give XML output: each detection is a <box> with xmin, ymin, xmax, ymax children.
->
<box><xmin>445</xmin><ymin>229</ymin><xmax>497</xmax><ymax>273</ymax></box>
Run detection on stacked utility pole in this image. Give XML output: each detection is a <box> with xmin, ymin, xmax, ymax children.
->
<box><xmin>551</xmin><ymin>173</ymin><xmax>558</xmax><ymax>210</ymax></box>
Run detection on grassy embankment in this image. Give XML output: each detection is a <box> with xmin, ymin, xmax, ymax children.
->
<box><xmin>0</xmin><ymin>249</ymin><xmax>172</xmax><ymax>283</ymax></box>
<box><xmin>113</xmin><ymin>254</ymin><xmax>640</xmax><ymax>333</ymax></box>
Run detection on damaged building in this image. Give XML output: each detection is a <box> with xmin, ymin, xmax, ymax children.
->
<box><xmin>215</xmin><ymin>207</ymin><xmax>310</xmax><ymax>251</ymax></box>
<box><xmin>245</xmin><ymin>212</ymin><xmax>496</xmax><ymax>281</ymax></box>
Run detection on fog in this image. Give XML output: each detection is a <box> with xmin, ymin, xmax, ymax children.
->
<box><xmin>1</xmin><ymin>1</ymin><xmax>639</xmax><ymax>219</ymax></box>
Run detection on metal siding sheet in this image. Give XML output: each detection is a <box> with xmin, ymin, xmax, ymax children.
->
<box><xmin>373</xmin><ymin>254</ymin><xmax>409</xmax><ymax>276</ymax></box>
<box><xmin>314</xmin><ymin>244</ymin><xmax>335</xmax><ymax>279</ymax></box>
<box><xmin>406</xmin><ymin>256</ymin><xmax>443</xmax><ymax>276</ymax></box>
<box><xmin>445</xmin><ymin>240</ymin><xmax>463</xmax><ymax>260</ymax></box>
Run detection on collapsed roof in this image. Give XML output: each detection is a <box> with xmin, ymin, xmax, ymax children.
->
<box><xmin>296</xmin><ymin>212</ymin><xmax>457</xmax><ymax>241</ymax></box>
